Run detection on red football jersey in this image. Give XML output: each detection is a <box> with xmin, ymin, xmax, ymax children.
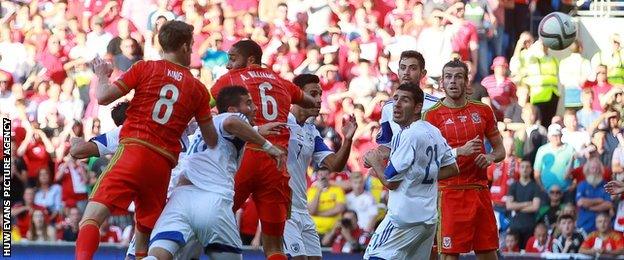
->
<box><xmin>113</xmin><ymin>60</ymin><xmax>213</xmax><ymax>163</ymax></box>
<box><xmin>211</xmin><ymin>66</ymin><xmax>304</xmax><ymax>148</ymax></box>
<box><xmin>424</xmin><ymin>100</ymin><xmax>499</xmax><ymax>187</ymax></box>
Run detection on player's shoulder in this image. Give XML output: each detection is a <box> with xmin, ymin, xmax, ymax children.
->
<box><xmin>423</xmin><ymin>93</ymin><xmax>440</xmax><ymax>102</ymax></box>
<box><xmin>467</xmin><ymin>99</ymin><xmax>493</xmax><ymax>110</ymax></box>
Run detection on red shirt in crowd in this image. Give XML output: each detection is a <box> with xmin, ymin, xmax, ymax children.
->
<box><xmin>525</xmin><ymin>236</ymin><xmax>552</xmax><ymax>253</ymax></box>
<box><xmin>330</xmin><ymin>226</ymin><xmax>370</xmax><ymax>253</ymax></box>
<box><xmin>571</xmin><ymin>165</ymin><xmax>612</xmax><ymax>183</ymax></box>
<box><xmin>451</xmin><ymin>22</ymin><xmax>478</xmax><ymax>62</ymax></box>
<box><xmin>57</xmin><ymin>162</ymin><xmax>88</xmax><ymax>208</ymax></box>
<box><xmin>581</xmin><ymin>231</ymin><xmax>624</xmax><ymax>252</ymax></box>
<box><xmin>583</xmin><ymin>80</ymin><xmax>612</xmax><ymax>112</ymax></box>
<box><xmin>481</xmin><ymin>75</ymin><xmax>517</xmax><ymax>120</ymax></box>
<box><xmin>37</xmin><ymin>50</ymin><xmax>68</xmax><ymax>85</ymax></box>
<box><xmin>22</xmin><ymin>140</ymin><xmax>52</xmax><ymax>179</ymax></box>
<box><xmin>13</xmin><ymin>203</ymin><xmax>48</xmax><ymax>237</ymax></box>
<box><xmin>487</xmin><ymin>156</ymin><xmax>520</xmax><ymax>207</ymax></box>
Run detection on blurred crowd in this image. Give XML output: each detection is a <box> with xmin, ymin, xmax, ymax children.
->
<box><xmin>1</xmin><ymin>0</ymin><xmax>624</xmax><ymax>256</ymax></box>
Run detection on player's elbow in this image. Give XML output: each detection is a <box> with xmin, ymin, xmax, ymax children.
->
<box><xmin>97</xmin><ymin>95</ymin><xmax>113</xmax><ymax>106</ymax></box>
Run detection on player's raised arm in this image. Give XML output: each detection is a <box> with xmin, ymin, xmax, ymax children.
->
<box><xmin>222</xmin><ymin>116</ymin><xmax>286</xmax><ymax>168</ymax></box>
<box><xmin>321</xmin><ymin>115</ymin><xmax>357</xmax><ymax>172</ymax></box>
<box><xmin>69</xmin><ymin>137</ymin><xmax>99</xmax><ymax>159</ymax></box>
<box><xmin>93</xmin><ymin>56</ymin><xmax>125</xmax><ymax>105</ymax></box>
<box><xmin>197</xmin><ymin>119</ymin><xmax>218</xmax><ymax>148</ymax></box>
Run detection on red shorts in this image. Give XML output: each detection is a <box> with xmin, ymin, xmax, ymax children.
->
<box><xmin>438</xmin><ymin>188</ymin><xmax>499</xmax><ymax>254</ymax></box>
<box><xmin>233</xmin><ymin>148</ymin><xmax>291</xmax><ymax>236</ymax></box>
<box><xmin>89</xmin><ymin>143</ymin><xmax>171</xmax><ymax>233</ymax></box>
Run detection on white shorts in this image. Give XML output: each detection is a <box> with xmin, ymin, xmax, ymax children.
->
<box><xmin>283</xmin><ymin>211</ymin><xmax>322</xmax><ymax>257</ymax></box>
<box><xmin>149</xmin><ymin>185</ymin><xmax>242</xmax><ymax>255</ymax></box>
<box><xmin>364</xmin><ymin>217</ymin><xmax>436</xmax><ymax>260</ymax></box>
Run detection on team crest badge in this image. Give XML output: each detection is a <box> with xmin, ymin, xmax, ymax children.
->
<box><xmin>471</xmin><ymin>113</ymin><xmax>481</xmax><ymax>123</ymax></box>
<box><xmin>443</xmin><ymin>237</ymin><xmax>452</xmax><ymax>249</ymax></box>
<box><xmin>291</xmin><ymin>243</ymin><xmax>300</xmax><ymax>253</ymax></box>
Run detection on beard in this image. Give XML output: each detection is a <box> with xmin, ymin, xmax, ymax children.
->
<box><xmin>586</xmin><ymin>174</ymin><xmax>603</xmax><ymax>187</ymax></box>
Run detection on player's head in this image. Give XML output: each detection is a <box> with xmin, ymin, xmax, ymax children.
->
<box><xmin>440</xmin><ymin>58</ymin><xmax>469</xmax><ymax>101</ymax></box>
<box><xmin>216</xmin><ymin>86</ymin><xmax>256</xmax><ymax>123</ymax></box>
<box><xmin>158</xmin><ymin>20</ymin><xmax>194</xmax><ymax>67</ymax></box>
<box><xmin>293</xmin><ymin>74</ymin><xmax>322</xmax><ymax>117</ymax></box>
<box><xmin>111</xmin><ymin>101</ymin><xmax>130</xmax><ymax>126</ymax></box>
<box><xmin>398</xmin><ymin>50</ymin><xmax>426</xmax><ymax>85</ymax></box>
<box><xmin>392</xmin><ymin>83</ymin><xmax>424</xmax><ymax>127</ymax></box>
<box><xmin>227</xmin><ymin>40</ymin><xmax>263</xmax><ymax>70</ymax></box>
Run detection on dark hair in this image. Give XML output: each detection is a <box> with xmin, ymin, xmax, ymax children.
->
<box><xmin>216</xmin><ymin>86</ymin><xmax>249</xmax><ymax>114</ymax></box>
<box><xmin>232</xmin><ymin>40</ymin><xmax>263</xmax><ymax>65</ymax></box>
<box><xmin>111</xmin><ymin>101</ymin><xmax>130</xmax><ymax>126</ymax></box>
<box><xmin>399</xmin><ymin>50</ymin><xmax>425</xmax><ymax>70</ymax></box>
<box><xmin>506</xmin><ymin>231</ymin><xmax>520</xmax><ymax>241</ymax></box>
<box><xmin>358</xmin><ymin>58</ymin><xmax>371</xmax><ymax>64</ymax></box>
<box><xmin>442</xmin><ymin>58</ymin><xmax>469</xmax><ymax>79</ymax></box>
<box><xmin>293</xmin><ymin>74</ymin><xmax>320</xmax><ymax>89</ymax></box>
<box><xmin>558</xmin><ymin>214</ymin><xmax>575</xmax><ymax>222</ymax></box>
<box><xmin>316</xmin><ymin>166</ymin><xmax>331</xmax><ymax>173</ymax></box>
<box><xmin>354</xmin><ymin>103</ymin><xmax>365</xmax><ymax>112</ymax></box>
<box><xmin>158</xmin><ymin>21</ymin><xmax>194</xmax><ymax>53</ymax></box>
<box><xmin>396</xmin><ymin>82</ymin><xmax>424</xmax><ymax>105</ymax></box>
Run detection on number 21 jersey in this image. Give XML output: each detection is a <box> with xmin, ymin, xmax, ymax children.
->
<box><xmin>113</xmin><ymin>60</ymin><xmax>213</xmax><ymax>163</ymax></box>
<box><xmin>211</xmin><ymin>66</ymin><xmax>304</xmax><ymax>148</ymax></box>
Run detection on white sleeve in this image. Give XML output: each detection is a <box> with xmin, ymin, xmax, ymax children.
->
<box><xmin>386</xmin><ymin>132</ymin><xmax>415</xmax><ymax>182</ymax></box>
<box><xmin>376</xmin><ymin>102</ymin><xmax>393</xmax><ymax>147</ymax></box>
<box><xmin>312</xmin><ymin>128</ymin><xmax>333</xmax><ymax>167</ymax></box>
<box><xmin>422</xmin><ymin>93</ymin><xmax>440</xmax><ymax>112</ymax></box>
<box><xmin>438</xmin><ymin>136</ymin><xmax>456</xmax><ymax>167</ymax></box>
<box><xmin>90</xmin><ymin>126</ymin><xmax>121</xmax><ymax>156</ymax></box>
<box><xmin>221</xmin><ymin>113</ymin><xmax>250</xmax><ymax>139</ymax></box>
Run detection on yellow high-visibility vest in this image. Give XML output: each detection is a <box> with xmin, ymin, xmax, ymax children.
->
<box><xmin>524</xmin><ymin>55</ymin><xmax>559</xmax><ymax>104</ymax></box>
<box><xmin>592</xmin><ymin>51</ymin><xmax>624</xmax><ymax>85</ymax></box>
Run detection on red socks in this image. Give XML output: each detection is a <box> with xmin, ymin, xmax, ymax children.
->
<box><xmin>75</xmin><ymin>220</ymin><xmax>101</xmax><ymax>260</ymax></box>
<box><xmin>267</xmin><ymin>253</ymin><xmax>288</xmax><ymax>260</ymax></box>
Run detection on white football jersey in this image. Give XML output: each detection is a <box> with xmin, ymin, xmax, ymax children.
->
<box><xmin>182</xmin><ymin>113</ymin><xmax>248</xmax><ymax>199</ymax></box>
<box><xmin>90</xmin><ymin>126</ymin><xmax>122</xmax><ymax>156</ymax></box>
<box><xmin>385</xmin><ymin>120</ymin><xmax>455</xmax><ymax>227</ymax></box>
<box><xmin>377</xmin><ymin>93</ymin><xmax>439</xmax><ymax>147</ymax></box>
<box><xmin>286</xmin><ymin>113</ymin><xmax>333</xmax><ymax>213</ymax></box>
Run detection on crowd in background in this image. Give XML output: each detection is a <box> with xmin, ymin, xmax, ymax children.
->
<box><xmin>2</xmin><ymin>0</ymin><xmax>624</xmax><ymax>256</ymax></box>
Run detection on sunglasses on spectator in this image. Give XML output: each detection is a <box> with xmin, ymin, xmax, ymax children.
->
<box><xmin>549</xmin><ymin>190</ymin><xmax>562</xmax><ymax>194</ymax></box>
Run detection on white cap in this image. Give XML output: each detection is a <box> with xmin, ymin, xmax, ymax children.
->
<box><xmin>547</xmin><ymin>124</ymin><xmax>562</xmax><ymax>136</ymax></box>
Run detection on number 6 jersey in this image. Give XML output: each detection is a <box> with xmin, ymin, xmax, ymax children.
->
<box><xmin>113</xmin><ymin>60</ymin><xmax>213</xmax><ymax>164</ymax></box>
<box><xmin>386</xmin><ymin>120</ymin><xmax>455</xmax><ymax>227</ymax></box>
<box><xmin>210</xmin><ymin>66</ymin><xmax>304</xmax><ymax>148</ymax></box>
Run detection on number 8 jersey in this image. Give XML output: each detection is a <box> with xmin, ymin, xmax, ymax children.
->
<box><xmin>210</xmin><ymin>66</ymin><xmax>304</xmax><ymax>148</ymax></box>
<box><xmin>113</xmin><ymin>60</ymin><xmax>213</xmax><ymax>164</ymax></box>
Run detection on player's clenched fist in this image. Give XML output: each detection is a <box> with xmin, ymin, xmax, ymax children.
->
<box><xmin>474</xmin><ymin>153</ymin><xmax>494</xmax><ymax>169</ymax></box>
<box><xmin>457</xmin><ymin>136</ymin><xmax>482</xmax><ymax>156</ymax></box>
<box><xmin>263</xmin><ymin>142</ymin><xmax>286</xmax><ymax>169</ymax></box>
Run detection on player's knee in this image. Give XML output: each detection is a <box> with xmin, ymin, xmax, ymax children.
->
<box><xmin>261</xmin><ymin>221</ymin><xmax>285</xmax><ymax>237</ymax></box>
<box><xmin>81</xmin><ymin>201</ymin><xmax>111</xmax><ymax>223</ymax></box>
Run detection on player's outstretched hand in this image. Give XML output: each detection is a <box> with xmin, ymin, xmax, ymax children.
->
<box><xmin>266</xmin><ymin>145</ymin><xmax>287</xmax><ymax>169</ymax></box>
<box><xmin>258</xmin><ymin>122</ymin><xmax>286</xmax><ymax>136</ymax></box>
<box><xmin>605</xmin><ymin>180</ymin><xmax>624</xmax><ymax>195</ymax></box>
<box><xmin>92</xmin><ymin>56</ymin><xmax>113</xmax><ymax>79</ymax></box>
<box><xmin>341</xmin><ymin>114</ymin><xmax>358</xmax><ymax>140</ymax></box>
<box><xmin>458</xmin><ymin>136</ymin><xmax>482</xmax><ymax>156</ymax></box>
<box><xmin>474</xmin><ymin>153</ymin><xmax>494</xmax><ymax>169</ymax></box>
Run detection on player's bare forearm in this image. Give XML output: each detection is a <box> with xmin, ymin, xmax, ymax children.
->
<box><xmin>70</xmin><ymin>140</ymin><xmax>100</xmax><ymax>159</ymax></box>
<box><xmin>308</xmin><ymin>191</ymin><xmax>322</xmax><ymax>215</ymax></box>
<box><xmin>223</xmin><ymin>116</ymin><xmax>267</xmax><ymax>147</ymax></box>
<box><xmin>488</xmin><ymin>135</ymin><xmax>506</xmax><ymax>163</ymax></box>
<box><xmin>96</xmin><ymin>79</ymin><xmax>124</xmax><ymax>105</ymax></box>
<box><xmin>198</xmin><ymin>119</ymin><xmax>218</xmax><ymax>148</ymax></box>
<box><xmin>438</xmin><ymin>163</ymin><xmax>459</xmax><ymax>180</ymax></box>
<box><xmin>322</xmin><ymin>139</ymin><xmax>353</xmax><ymax>172</ymax></box>
<box><xmin>371</xmin><ymin>163</ymin><xmax>400</xmax><ymax>190</ymax></box>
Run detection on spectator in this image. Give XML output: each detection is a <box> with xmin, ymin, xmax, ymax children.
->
<box><xmin>525</xmin><ymin>223</ymin><xmax>552</xmax><ymax>253</ymax></box>
<box><xmin>321</xmin><ymin>210</ymin><xmax>369</xmax><ymax>254</ymax></box>
<box><xmin>16</xmin><ymin>122</ymin><xmax>54</xmax><ymax>186</ymax></box>
<box><xmin>506</xmin><ymin>160</ymin><xmax>541</xmax><ymax>249</ymax></box>
<box><xmin>416</xmin><ymin>9</ymin><xmax>452</xmax><ymax>79</ymax></box>
<box><xmin>481</xmin><ymin>56</ymin><xmax>517</xmax><ymax>121</ymax></box>
<box><xmin>59</xmin><ymin>207</ymin><xmax>81</xmax><ymax>241</ymax></box>
<box><xmin>33</xmin><ymin>168</ymin><xmax>62</xmax><ymax>220</ymax></box>
<box><xmin>464</xmin><ymin>0</ymin><xmax>496</xmax><ymax>80</ymax></box>
<box><xmin>347</xmin><ymin>59</ymin><xmax>379</xmax><ymax>105</ymax></box>
<box><xmin>11</xmin><ymin>187</ymin><xmax>48</xmax><ymax>237</ymax></box>
<box><xmin>559</xmin><ymin>40</ymin><xmax>591</xmax><ymax>108</ymax></box>
<box><xmin>345</xmin><ymin>172</ymin><xmax>378</xmax><ymax>232</ymax></box>
<box><xmin>509</xmin><ymin>32</ymin><xmax>534</xmax><ymax>83</ymax></box>
<box><xmin>534</xmin><ymin>124</ymin><xmax>575</xmax><ymax>193</ymax></box>
<box><xmin>55</xmin><ymin>155</ymin><xmax>88</xmax><ymax>212</ymax></box>
<box><xmin>523</xmin><ymin>41</ymin><xmax>559</xmax><ymax>127</ymax></box>
<box><xmin>501</xmin><ymin>231</ymin><xmax>521</xmax><ymax>253</ymax></box>
<box><xmin>580</xmin><ymin>213</ymin><xmax>624</xmax><ymax>257</ymax></box>
<box><xmin>577</xmin><ymin>89</ymin><xmax>602</xmax><ymax>130</ymax></box>
<box><xmin>113</xmin><ymin>38</ymin><xmax>142</xmax><ymax>72</ymax></box>
<box><xmin>512</xmin><ymin>105</ymin><xmax>547</xmax><ymax>165</ymax></box>
<box><xmin>488</xmin><ymin>132</ymin><xmax>519</xmax><ymax>214</ymax></box>
<box><xmin>583</xmin><ymin>64</ymin><xmax>613</xmax><ymax>112</ymax></box>
<box><xmin>99</xmin><ymin>220</ymin><xmax>121</xmax><ymax>243</ymax></box>
<box><xmin>85</xmin><ymin>16</ymin><xmax>113</xmax><ymax>59</ymax></box>
<box><xmin>561</xmin><ymin>109</ymin><xmax>591</xmax><ymax>154</ymax></box>
<box><xmin>37</xmin><ymin>35</ymin><xmax>68</xmax><ymax>85</ymax></box>
<box><xmin>552</xmin><ymin>214</ymin><xmax>585</xmax><ymax>253</ymax></box>
<box><xmin>536</xmin><ymin>185</ymin><xmax>565</xmax><ymax>228</ymax></box>
<box><xmin>444</xmin><ymin>2</ymin><xmax>479</xmax><ymax>78</ymax></box>
<box><xmin>590</xmin><ymin>33</ymin><xmax>624</xmax><ymax>87</ymax></box>
<box><xmin>26</xmin><ymin>209</ymin><xmax>56</xmax><ymax>242</ymax></box>
<box><xmin>308</xmin><ymin>167</ymin><xmax>347</xmax><ymax>238</ymax></box>
<box><xmin>576</xmin><ymin>159</ymin><xmax>613</xmax><ymax>233</ymax></box>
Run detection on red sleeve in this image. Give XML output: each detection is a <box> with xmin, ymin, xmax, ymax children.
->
<box><xmin>581</xmin><ymin>235</ymin><xmax>594</xmax><ymax>250</ymax></box>
<box><xmin>469</xmin><ymin>25</ymin><xmax>478</xmax><ymax>44</ymax></box>
<box><xmin>210</xmin><ymin>75</ymin><xmax>232</xmax><ymax>99</ymax></box>
<box><xmin>194</xmin><ymin>81</ymin><xmax>213</xmax><ymax>124</ymax></box>
<box><xmin>114</xmin><ymin>60</ymin><xmax>146</xmax><ymax>94</ymax></box>
<box><xmin>482</xmin><ymin>105</ymin><xmax>499</xmax><ymax>140</ymax></box>
<box><xmin>509</xmin><ymin>82</ymin><xmax>518</xmax><ymax>100</ymax></box>
<box><xmin>617</xmin><ymin>233</ymin><xmax>624</xmax><ymax>250</ymax></box>
<box><xmin>285</xmin><ymin>79</ymin><xmax>304</xmax><ymax>104</ymax></box>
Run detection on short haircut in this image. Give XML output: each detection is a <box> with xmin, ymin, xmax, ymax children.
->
<box><xmin>158</xmin><ymin>21</ymin><xmax>194</xmax><ymax>53</ymax></box>
<box><xmin>442</xmin><ymin>58</ymin><xmax>469</xmax><ymax>79</ymax></box>
<box><xmin>399</xmin><ymin>50</ymin><xmax>425</xmax><ymax>70</ymax></box>
<box><xmin>558</xmin><ymin>214</ymin><xmax>575</xmax><ymax>223</ymax></box>
<box><xmin>232</xmin><ymin>40</ymin><xmax>263</xmax><ymax>65</ymax></box>
<box><xmin>216</xmin><ymin>86</ymin><xmax>249</xmax><ymax>114</ymax></box>
<box><xmin>111</xmin><ymin>101</ymin><xmax>130</xmax><ymax>126</ymax></box>
<box><xmin>354</xmin><ymin>103</ymin><xmax>365</xmax><ymax>112</ymax></box>
<box><xmin>396</xmin><ymin>82</ymin><xmax>424</xmax><ymax>105</ymax></box>
<box><xmin>293</xmin><ymin>74</ymin><xmax>320</xmax><ymax>89</ymax></box>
